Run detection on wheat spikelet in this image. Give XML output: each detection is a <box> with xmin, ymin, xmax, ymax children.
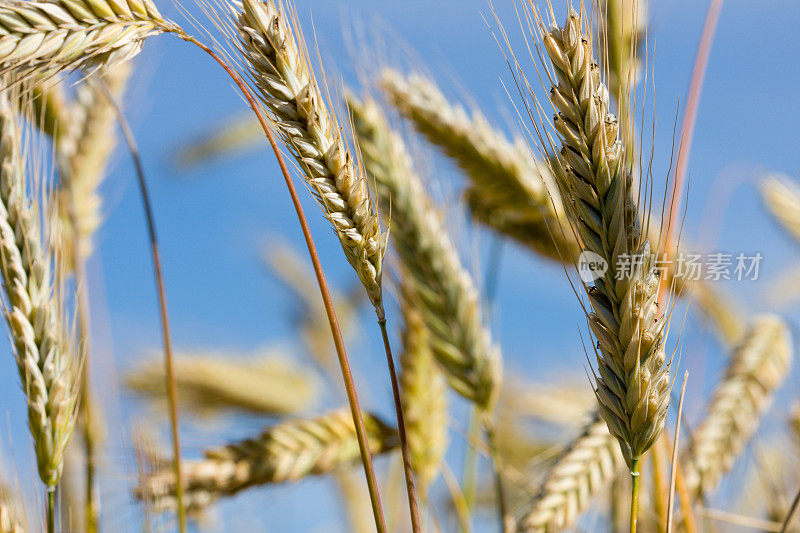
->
<box><xmin>381</xmin><ymin>70</ymin><xmax>578</xmax><ymax>263</ymax></box>
<box><xmin>57</xmin><ymin>63</ymin><xmax>130</xmax><ymax>264</ymax></box>
<box><xmin>126</xmin><ymin>348</ymin><xmax>318</xmax><ymax>416</ymax></box>
<box><xmin>234</xmin><ymin>0</ymin><xmax>386</xmax><ymax>312</ymax></box>
<box><xmin>684</xmin><ymin>315</ymin><xmax>791</xmax><ymax>498</ymax></box>
<box><xmin>137</xmin><ymin>409</ymin><xmax>399</xmax><ymax>511</ymax></box>
<box><xmin>534</xmin><ymin>8</ymin><xmax>670</xmax><ymax>466</ymax></box>
<box><xmin>398</xmin><ymin>288</ymin><xmax>448</xmax><ymax>498</ymax></box>
<box><xmin>0</xmin><ymin>86</ymin><xmax>78</xmax><ymax>489</ymax></box>
<box><xmin>0</xmin><ymin>0</ymin><xmax>176</xmax><ymax>76</ymax></box>
<box><xmin>514</xmin><ymin>413</ymin><xmax>623</xmax><ymax>532</ymax></box>
<box><xmin>348</xmin><ymin>94</ymin><xmax>501</xmax><ymax>411</ymax></box>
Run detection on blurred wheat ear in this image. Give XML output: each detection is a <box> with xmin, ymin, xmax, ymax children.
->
<box><xmin>348</xmin><ymin>94</ymin><xmax>502</xmax><ymax>412</ymax></box>
<box><xmin>137</xmin><ymin>409</ymin><xmax>399</xmax><ymax>512</ymax></box>
<box><xmin>126</xmin><ymin>349</ymin><xmax>318</xmax><ymax>417</ymax></box>
<box><xmin>684</xmin><ymin>315</ymin><xmax>792</xmax><ymax>498</ymax></box>
<box><xmin>381</xmin><ymin>69</ymin><xmax>576</xmax><ymax>263</ymax></box>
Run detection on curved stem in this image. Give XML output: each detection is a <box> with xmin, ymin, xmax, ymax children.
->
<box><xmin>378</xmin><ymin>317</ymin><xmax>421</xmax><ymax>533</ymax></box>
<box><xmin>630</xmin><ymin>458</ymin><xmax>641</xmax><ymax>533</ymax></box>
<box><xmin>98</xmin><ymin>84</ymin><xmax>186</xmax><ymax>533</ymax></box>
<box><xmin>173</xmin><ymin>32</ymin><xmax>387</xmax><ymax>532</ymax></box>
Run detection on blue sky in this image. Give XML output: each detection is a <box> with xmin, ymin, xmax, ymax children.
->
<box><xmin>1</xmin><ymin>0</ymin><xmax>800</xmax><ymax>531</ymax></box>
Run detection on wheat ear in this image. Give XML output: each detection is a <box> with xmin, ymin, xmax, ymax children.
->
<box><xmin>348</xmin><ymin>95</ymin><xmax>501</xmax><ymax>411</ymax></box>
<box><xmin>514</xmin><ymin>413</ymin><xmax>623</xmax><ymax>532</ymax></box>
<box><xmin>684</xmin><ymin>315</ymin><xmax>791</xmax><ymax>498</ymax></box>
<box><xmin>235</xmin><ymin>0</ymin><xmax>385</xmax><ymax>312</ymax></box>
<box><xmin>56</xmin><ymin>63</ymin><xmax>130</xmax><ymax>264</ymax></box>
<box><xmin>126</xmin><ymin>349</ymin><xmax>318</xmax><ymax>416</ymax></box>
<box><xmin>536</xmin><ymin>8</ymin><xmax>670</xmax><ymax>467</ymax></box>
<box><xmin>398</xmin><ymin>287</ymin><xmax>448</xmax><ymax>498</ymax></box>
<box><xmin>0</xmin><ymin>87</ymin><xmax>78</xmax><ymax>493</ymax></box>
<box><xmin>137</xmin><ymin>409</ymin><xmax>398</xmax><ymax>511</ymax></box>
<box><xmin>0</xmin><ymin>0</ymin><xmax>177</xmax><ymax>76</ymax></box>
<box><xmin>381</xmin><ymin>70</ymin><xmax>578</xmax><ymax>263</ymax></box>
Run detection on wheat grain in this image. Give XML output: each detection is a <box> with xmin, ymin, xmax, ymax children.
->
<box><xmin>0</xmin><ymin>86</ymin><xmax>78</xmax><ymax>489</ymax></box>
<box><xmin>534</xmin><ymin>8</ymin><xmax>670</xmax><ymax>466</ymax></box>
<box><xmin>398</xmin><ymin>288</ymin><xmax>448</xmax><ymax>498</ymax></box>
<box><xmin>514</xmin><ymin>412</ymin><xmax>623</xmax><ymax>532</ymax></box>
<box><xmin>137</xmin><ymin>409</ymin><xmax>398</xmax><ymax>511</ymax></box>
<box><xmin>126</xmin><ymin>348</ymin><xmax>318</xmax><ymax>416</ymax></box>
<box><xmin>0</xmin><ymin>0</ymin><xmax>177</xmax><ymax>77</ymax></box>
<box><xmin>348</xmin><ymin>94</ymin><xmax>501</xmax><ymax>411</ymax></box>
<box><xmin>684</xmin><ymin>315</ymin><xmax>791</xmax><ymax>498</ymax></box>
<box><xmin>381</xmin><ymin>70</ymin><xmax>577</xmax><ymax>263</ymax></box>
<box><xmin>234</xmin><ymin>0</ymin><xmax>386</xmax><ymax>313</ymax></box>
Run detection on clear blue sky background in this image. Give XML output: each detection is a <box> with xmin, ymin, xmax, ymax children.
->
<box><xmin>1</xmin><ymin>0</ymin><xmax>800</xmax><ymax>531</ymax></box>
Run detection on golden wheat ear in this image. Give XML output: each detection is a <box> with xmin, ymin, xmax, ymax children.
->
<box><xmin>136</xmin><ymin>409</ymin><xmax>399</xmax><ymax>512</ymax></box>
<box><xmin>0</xmin><ymin>0</ymin><xmax>179</xmax><ymax>77</ymax></box>
<box><xmin>233</xmin><ymin>0</ymin><xmax>386</xmax><ymax>313</ymax></box>
<box><xmin>0</xmin><ymin>85</ymin><xmax>80</xmax><ymax>491</ymax></box>
<box><xmin>525</xmin><ymin>7</ymin><xmax>670</xmax><ymax>468</ymax></box>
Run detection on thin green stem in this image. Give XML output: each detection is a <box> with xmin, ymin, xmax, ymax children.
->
<box><xmin>630</xmin><ymin>458</ymin><xmax>641</xmax><ymax>533</ymax></box>
<box><xmin>378</xmin><ymin>316</ymin><xmax>421</xmax><ymax>533</ymax></box>
<box><xmin>47</xmin><ymin>488</ymin><xmax>55</xmax><ymax>533</ymax></box>
<box><xmin>461</xmin><ymin>408</ymin><xmax>478</xmax><ymax>530</ymax></box>
<box><xmin>172</xmin><ymin>32</ymin><xmax>387</xmax><ymax>532</ymax></box>
<box><xmin>484</xmin><ymin>420</ymin><xmax>509</xmax><ymax>533</ymax></box>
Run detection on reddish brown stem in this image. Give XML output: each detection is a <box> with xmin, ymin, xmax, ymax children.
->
<box><xmin>177</xmin><ymin>34</ymin><xmax>387</xmax><ymax>532</ymax></box>
<box><xmin>99</xmin><ymin>84</ymin><xmax>186</xmax><ymax>532</ymax></box>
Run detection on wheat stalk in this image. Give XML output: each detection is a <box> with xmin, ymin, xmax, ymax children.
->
<box><xmin>398</xmin><ymin>287</ymin><xmax>448</xmax><ymax>499</ymax></box>
<box><xmin>533</xmin><ymin>8</ymin><xmax>670</xmax><ymax>467</ymax></box>
<box><xmin>126</xmin><ymin>349</ymin><xmax>318</xmax><ymax>416</ymax></box>
<box><xmin>684</xmin><ymin>315</ymin><xmax>792</xmax><ymax>498</ymax></box>
<box><xmin>514</xmin><ymin>413</ymin><xmax>623</xmax><ymax>532</ymax></box>
<box><xmin>0</xmin><ymin>0</ymin><xmax>177</xmax><ymax>76</ymax></box>
<box><xmin>348</xmin><ymin>94</ymin><xmax>501</xmax><ymax>411</ymax></box>
<box><xmin>0</xmin><ymin>86</ymin><xmax>78</xmax><ymax>492</ymax></box>
<box><xmin>234</xmin><ymin>0</ymin><xmax>386</xmax><ymax>313</ymax></box>
<box><xmin>137</xmin><ymin>408</ymin><xmax>399</xmax><ymax>511</ymax></box>
<box><xmin>381</xmin><ymin>70</ymin><xmax>577</xmax><ymax>263</ymax></box>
